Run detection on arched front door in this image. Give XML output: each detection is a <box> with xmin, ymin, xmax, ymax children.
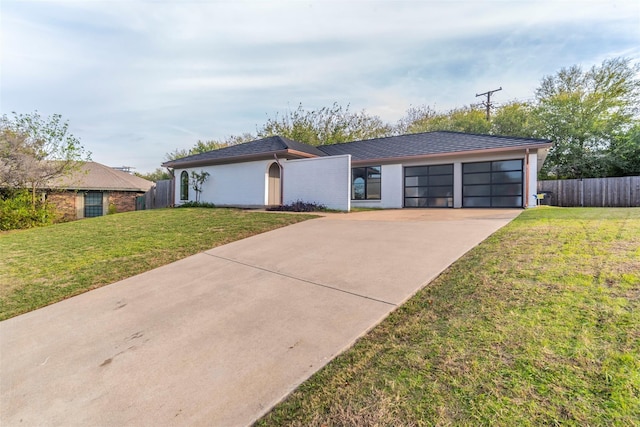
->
<box><xmin>268</xmin><ymin>162</ymin><xmax>281</xmax><ymax>205</ymax></box>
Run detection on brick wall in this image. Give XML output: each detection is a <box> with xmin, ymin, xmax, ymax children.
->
<box><xmin>108</xmin><ymin>191</ymin><xmax>141</xmax><ymax>214</ymax></box>
<box><xmin>46</xmin><ymin>191</ymin><xmax>77</xmax><ymax>221</ymax></box>
<box><xmin>45</xmin><ymin>190</ymin><xmax>142</xmax><ymax>220</ymax></box>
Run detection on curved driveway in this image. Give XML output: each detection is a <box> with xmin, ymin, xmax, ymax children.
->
<box><xmin>1</xmin><ymin>209</ymin><xmax>520</xmax><ymax>426</ymax></box>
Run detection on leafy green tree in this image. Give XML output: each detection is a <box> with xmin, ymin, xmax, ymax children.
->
<box><xmin>135</xmin><ymin>168</ymin><xmax>172</xmax><ymax>182</ymax></box>
<box><xmin>257</xmin><ymin>102</ymin><xmax>392</xmax><ymax>146</ymax></box>
<box><xmin>490</xmin><ymin>101</ymin><xmax>537</xmax><ymax>137</ymax></box>
<box><xmin>534</xmin><ymin>57</ymin><xmax>640</xmax><ymax>179</ymax></box>
<box><xmin>607</xmin><ymin>123</ymin><xmax>640</xmax><ymax>176</ymax></box>
<box><xmin>403</xmin><ymin>106</ymin><xmax>491</xmax><ymax>135</ymax></box>
<box><xmin>165</xmin><ymin>134</ymin><xmax>255</xmax><ymax>161</ymax></box>
<box><xmin>0</xmin><ymin>111</ymin><xmax>91</xmax><ymax>205</ymax></box>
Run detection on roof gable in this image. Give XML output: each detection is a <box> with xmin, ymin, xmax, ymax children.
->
<box><xmin>163</xmin><ymin>136</ymin><xmax>326</xmax><ymax>168</ymax></box>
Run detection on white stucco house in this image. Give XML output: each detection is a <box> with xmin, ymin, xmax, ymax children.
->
<box><xmin>162</xmin><ymin>131</ymin><xmax>552</xmax><ymax>211</ymax></box>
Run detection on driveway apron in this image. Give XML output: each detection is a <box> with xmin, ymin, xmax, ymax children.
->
<box><xmin>0</xmin><ymin>209</ymin><xmax>520</xmax><ymax>426</ymax></box>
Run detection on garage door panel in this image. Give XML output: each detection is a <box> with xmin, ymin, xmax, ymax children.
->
<box><xmin>463</xmin><ymin>160</ymin><xmax>523</xmax><ymax>208</ymax></box>
<box><xmin>404</xmin><ymin>164</ymin><xmax>453</xmax><ymax>208</ymax></box>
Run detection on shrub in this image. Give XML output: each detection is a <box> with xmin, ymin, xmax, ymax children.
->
<box><xmin>267</xmin><ymin>200</ymin><xmax>328</xmax><ymax>212</ymax></box>
<box><xmin>176</xmin><ymin>201</ymin><xmax>217</xmax><ymax>208</ymax></box>
<box><xmin>0</xmin><ymin>191</ymin><xmax>57</xmax><ymax>230</ymax></box>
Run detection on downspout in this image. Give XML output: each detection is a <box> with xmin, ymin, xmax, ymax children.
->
<box><xmin>524</xmin><ymin>148</ymin><xmax>530</xmax><ymax>208</ymax></box>
<box><xmin>273</xmin><ymin>154</ymin><xmax>284</xmax><ymax>205</ymax></box>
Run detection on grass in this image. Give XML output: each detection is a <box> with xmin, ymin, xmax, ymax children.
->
<box><xmin>257</xmin><ymin>207</ymin><xmax>640</xmax><ymax>426</ymax></box>
<box><xmin>0</xmin><ymin>208</ymin><xmax>313</xmax><ymax>321</ymax></box>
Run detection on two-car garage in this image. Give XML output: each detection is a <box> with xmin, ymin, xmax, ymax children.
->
<box><xmin>404</xmin><ymin>159</ymin><xmax>525</xmax><ymax>208</ymax></box>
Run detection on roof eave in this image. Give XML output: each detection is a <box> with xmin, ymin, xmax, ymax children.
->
<box><xmin>162</xmin><ymin>149</ymin><xmax>319</xmax><ymax>168</ymax></box>
<box><xmin>350</xmin><ymin>142</ymin><xmax>553</xmax><ymax>166</ymax></box>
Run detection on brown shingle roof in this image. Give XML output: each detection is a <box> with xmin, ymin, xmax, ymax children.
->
<box><xmin>47</xmin><ymin>162</ymin><xmax>154</xmax><ymax>192</ymax></box>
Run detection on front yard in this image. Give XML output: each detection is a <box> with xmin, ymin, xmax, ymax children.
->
<box><xmin>258</xmin><ymin>207</ymin><xmax>640</xmax><ymax>426</ymax></box>
<box><xmin>0</xmin><ymin>208</ymin><xmax>313</xmax><ymax>321</ymax></box>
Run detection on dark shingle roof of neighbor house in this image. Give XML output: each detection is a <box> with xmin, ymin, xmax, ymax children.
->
<box><xmin>47</xmin><ymin>162</ymin><xmax>154</xmax><ymax>192</ymax></box>
<box><xmin>317</xmin><ymin>131</ymin><xmax>552</xmax><ymax>162</ymax></box>
<box><xmin>162</xmin><ymin>136</ymin><xmax>326</xmax><ymax>167</ymax></box>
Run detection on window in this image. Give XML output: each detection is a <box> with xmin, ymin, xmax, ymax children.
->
<box><xmin>180</xmin><ymin>171</ymin><xmax>189</xmax><ymax>201</ymax></box>
<box><xmin>462</xmin><ymin>159</ymin><xmax>523</xmax><ymax>207</ymax></box>
<box><xmin>84</xmin><ymin>192</ymin><xmax>103</xmax><ymax>218</ymax></box>
<box><xmin>352</xmin><ymin>166</ymin><xmax>381</xmax><ymax>200</ymax></box>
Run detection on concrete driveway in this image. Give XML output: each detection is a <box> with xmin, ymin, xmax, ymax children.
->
<box><xmin>0</xmin><ymin>209</ymin><xmax>520</xmax><ymax>426</ymax></box>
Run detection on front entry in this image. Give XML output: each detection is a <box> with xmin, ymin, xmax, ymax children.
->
<box><xmin>268</xmin><ymin>162</ymin><xmax>281</xmax><ymax>205</ymax></box>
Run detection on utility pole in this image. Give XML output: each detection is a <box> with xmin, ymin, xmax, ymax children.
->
<box><xmin>475</xmin><ymin>87</ymin><xmax>502</xmax><ymax>121</ymax></box>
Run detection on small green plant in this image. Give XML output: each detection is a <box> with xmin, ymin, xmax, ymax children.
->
<box><xmin>107</xmin><ymin>203</ymin><xmax>117</xmax><ymax>215</ymax></box>
<box><xmin>190</xmin><ymin>170</ymin><xmax>210</xmax><ymax>203</ymax></box>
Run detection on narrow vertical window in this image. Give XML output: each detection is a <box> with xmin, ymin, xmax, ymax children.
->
<box><xmin>180</xmin><ymin>171</ymin><xmax>189</xmax><ymax>201</ymax></box>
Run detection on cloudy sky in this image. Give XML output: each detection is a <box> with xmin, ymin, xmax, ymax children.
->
<box><xmin>1</xmin><ymin>0</ymin><xmax>638</xmax><ymax>173</ymax></box>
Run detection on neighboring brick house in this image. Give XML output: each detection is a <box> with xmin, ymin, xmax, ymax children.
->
<box><xmin>44</xmin><ymin>162</ymin><xmax>154</xmax><ymax>220</ymax></box>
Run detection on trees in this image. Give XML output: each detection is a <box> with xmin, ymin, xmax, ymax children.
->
<box><xmin>534</xmin><ymin>58</ymin><xmax>640</xmax><ymax>178</ymax></box>
<box><xmin>402</xmin><ymin>106</ymin><xmax>491</xmax><ymax>135</ymax></box>
<box><xmin>0</xmin><ymin>112</ymin><xmax>90</xmax><ymax>204</ymax></box>
<box><xmin>608</xmin><ymin>124</ymin><xmax>640</xmax><ymax>176</ymax></box>
<box><xmin>165</xmin><ymin>134</ymin><xmax>255</xmax><ymax>162</ymax></box>
<box><xmin>257</xmin><ymin>103</ymin><xmax>392</xmax><ymax>146</ymax></box>
<box><xmin>135</xmin><ymin>168</ymin><xmax>172</xmax><ymax>182</ymax></box>
<box><xmin>490</xmin><ymin>101</ymin><xmax>537</xmax><ymax>138</ymax></box>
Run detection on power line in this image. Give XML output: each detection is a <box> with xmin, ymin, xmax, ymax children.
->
<box><xmin>475</xmin><ymin>87</ymin><xmax>502</xmax><ymax>121</ymax></box>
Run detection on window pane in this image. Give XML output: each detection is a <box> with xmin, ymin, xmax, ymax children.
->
<box><xmin>367</xmin><ymin>180</ymin><xmax>381</xmax><ymax>199</ymax></box>
<box><xmin>405</xmin><ymin>187</ymin><xmax>418</xmax><ymax>197</ymax></box>
<box><xmin>85</xmin><ymin>192</ymin><xmax>103</xmax><ymax>217</ymax></box>
<box><xmin>492</xmin><ymin>184</ymin><xmax>523</xmax><ymax>196</ymax></box>
<box><xmin>429</xmin><ymin>164</ymin><xmax>453</xmax><ymax>175</ymax></box>
<box><xmin>353</xmin><ymin>177</ymin><xmax>365</xmax><ymax>199</ymax></box>
<box><xmin>428</xmin><ymin>197</ymin><xmax>451</xmax><ymax>207</ymax></box>
<box><xmin>463</xmin><ymin>173</ymin><xmax>491</xmax><ymax>185</ymax></box>
<box><xmin>429</xmin><ymin>174</ymin><xmax>453</xmax><ymax>186</ymax></box>
<box><xmin>429</xmin><ymin>186</ymin><xmax>452</xmax><ymax>197</ymax></box>
<box><xmin>492</xmin><ymin>159</ymin><xmax>522</xmax><ymax>171</ymax></box>
<box><xmin>180</xmin><ymin>171</ymin><xmax>189</xmax><ymax>200</ymax></box>
<box><xmin>464</xmin><ymin>162</ymin><xmax>491</xmax><ymax>173</ymax></box>
<box><xmin>417</xmin><ymin>176</ymin><xmax>430</xmax><ymax>186</ymax></box>
<box><xmin>464</xmin><ymin>197</ymin><xmax>491</xmax><ymax>207</ymax></box>
<box><xmin>405</xmin><ymin>166</ymin><xmax>429</xmax><ymax>177</ymax></box>
<box><xmin>405</xmin><ymin>176</ymin><xmax>418</xmax><ymax>186</ymax></box>
<box><xmin>464</xmin><ymin>185</ymin><xmax>491</xmax><ymax>196</ymax></box>
<box><xmin>493</xmin><ymin>171</ymin><xmax>522</xmax><ymax>184</ymax></box>
<box><xmin>493</xmin><ymin>196</ymin><xmax>522</xmax><ymax>207</ymax></box>
<box><xmin>404</xmin><ymin>198</ymin><xmax>419</xmax><ymax>207</ymax></box>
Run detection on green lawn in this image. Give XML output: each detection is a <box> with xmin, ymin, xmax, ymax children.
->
<box><xmin>258</xmin><ymin>207</ymin><xmax>640</xmax><ymax>426</ymax></box>
<box><xmin>0</xmin><ymin>208</ymin><xmax>313</xmax><ymax>320</ymax></box>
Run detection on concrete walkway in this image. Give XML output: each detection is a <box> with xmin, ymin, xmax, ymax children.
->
<box><xmin>0</xmin><ymin>209</ymin><xmax>520</xmax><ymax>426</ymax></box>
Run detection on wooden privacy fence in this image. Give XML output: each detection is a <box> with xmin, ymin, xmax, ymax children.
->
<box><xmin>537</xmin><ymin>176</ymin><xmax>640</xmax><ymax>207</ymax></box>
<box><xmin>136</xmin><ymin>179</ymin><xmax>174</xmax><ymax>210</ymax></box>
